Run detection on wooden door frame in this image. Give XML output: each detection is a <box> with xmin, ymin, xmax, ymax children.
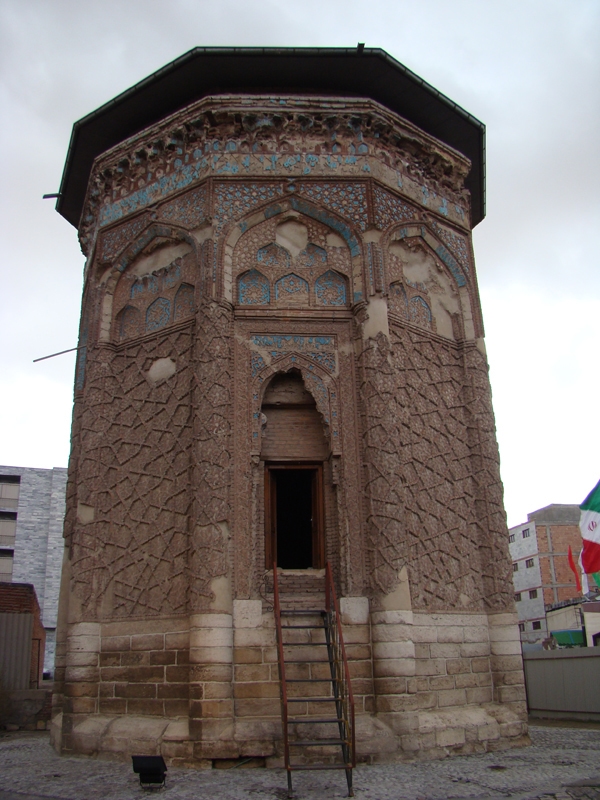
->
<box><xmin>264</xmin><ymin>462</ymin><xmax>325</xmax><ymax>570</ymax></box>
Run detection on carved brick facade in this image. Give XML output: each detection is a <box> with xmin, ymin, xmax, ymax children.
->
<box><xmin>52</xmin><ymin>83</ymin><xmax>527</xmax><ymax>766</ymax></box>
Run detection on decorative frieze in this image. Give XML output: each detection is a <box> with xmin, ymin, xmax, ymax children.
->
<box><xmin>79</xmin><ymin>97</ymin><xmax>471</xmax><ymax>251</ymax></box>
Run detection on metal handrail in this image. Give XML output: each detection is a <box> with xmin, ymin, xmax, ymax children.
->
<box><xmin>274</xmin><ymin>562</ymin><xmax>355</xmax><ymax>797</ymax></box>
<box><xmin>325</xmin><ymin>562</ymin><xmax>356</xmax><ymax>770</ymax></box>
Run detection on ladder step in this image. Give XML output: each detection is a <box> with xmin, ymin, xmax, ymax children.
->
<box><xmin>289</xmin><ymin>739</ymin><xmax>345</xmax><ymax>747</ymax></box>
<box><xmin>288</xmin><ymin>697</ymin><xmax>334</xmax><ymax>703</ymax></box>
<box><xmin>280</xmin><ymin>609</ymin><xmax>326</xmax><ymax>615</ymax></box>
<box><xmin>283</xmin><ymin>642</ymin><xmax>327</xmax><ymax>647</ymax></box>
<box><xmin>288</xmin><ymin>718</ymin><xmax>342</xmax><ymax>724</ymax></box>
<box><xmin>286</xmin><ymin>678</ymin><xmax>332</xmax><ymax>683</ymax></box>
<box><xmin>281</xmin><ymin>625</ymin><xmax>325</xmax><ymax>629</ymax></box>
<box><xmin>288</xmin><ymin>764</ymin><xmax>351</xmax><ymax>771</ymax></box>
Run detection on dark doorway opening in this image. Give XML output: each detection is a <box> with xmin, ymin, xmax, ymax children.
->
<box><xmin>276</xmin><ymin>469</ymin><xmax>313</xmax><ymax>569</ymax></box>
<box><xmin>265</xmin><ymin>464</ymin><xmax>324</xmax><ymax>570</ymax></box>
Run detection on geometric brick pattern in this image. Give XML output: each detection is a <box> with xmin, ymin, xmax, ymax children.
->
<box><xmin>100</xmin><ymin>214</ymin><xmax>150</xmax><ymax>263</ymax></box>
<box><xmin>213</xmin><ymin>182</ymin><xmax>285</xmax><ymax>237</ymax></box>
<box><xmin>158</xmin><ymin>184</ymin><xmax>208</xmax><ymax>230</ymax></box>
<box><xmin>69</xmin><ymin>172</ymin><xmax>512</xmax><ymax>619</ymax></box>
<box><xmin>71</xmin><ymin>329</ymin><xmax>194</xmax><ymax>617</ymax></box>
<box><xmin>297</xmin><ymin>182</ymin><xmax>369</xmax><ymax>231</ymax></box>
<box><xmin>188</xmin><ymin>301</ymin><xmax>233</xmax><ymax>610</ymax></box>
<box><xmin>373</xmin><ymin>184</ymin><xmax>417</xmax><ymax>230</ymax></box>
<box><xmin>430</xmin><ymin>220</ymin><xmax>471</xmax><ymax>274</ymax></box>
<box><xmin>359</xmin><ymin>324</ymin><xmax>511</xmax><ymax>610</ymax></box>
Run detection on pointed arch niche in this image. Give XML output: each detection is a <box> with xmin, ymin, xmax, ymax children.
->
<box><xmin>383</xmin><ymin>222</ymin><xmax>478</xmax><ymax>341</ymax></box>
<box><xmin>223</xmin><ymin>197</ymin><xmax>361</xmax><ymax>308</ymax></box>
<box><xmin>98</xmin><ymin>223</ymin><xmax>198</xmax><ymax>344</ymax></box>
<box><xmin>260</xmin><ymin>368</ymin><xmax>330</xmax><ymax>463</ymax></box>
<box><xmin>259</xmin><ymin>368</ymin><xmax>330</xmax><ymax>570</ymax></box>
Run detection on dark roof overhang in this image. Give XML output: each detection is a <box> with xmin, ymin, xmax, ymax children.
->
<box><xmin>57</xmin><ymin>47</ymin><xmax>486</xmax><ymax>229</ymax></box>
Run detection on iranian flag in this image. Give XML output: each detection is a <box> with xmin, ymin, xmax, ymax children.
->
<box><xmin>580</xmin><ymin>480</ymin><xmax>600</xmax><ymax>576</ymax></box>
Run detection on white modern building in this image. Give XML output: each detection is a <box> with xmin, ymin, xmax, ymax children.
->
<box><xmin>509</xmin><ymin>519</ymin><xmax>547</xmax><ymax>648</ymax></box>
<box><xmin>0</xmin><ymin>466</ymin><xmax>67</xmax><ymax>673</ymax></box>
<box><xmin>509</xmin><ymin>504</ymin><xmax>582</xmax><ymax>650</ymax></box>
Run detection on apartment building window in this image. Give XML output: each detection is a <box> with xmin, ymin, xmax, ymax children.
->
<box><xmin>0</xmin><ymin>476</ymin><xmax>20</xmax><ymax>510</ymax></box>
<box><xmin>0</xmin><ymin>478</ymin><xmax>19</xmax><ymax>578</ymax></box>
<box><xmin>525</xmin><ymin>558</ymin><xmax>534</xmax><ymax>568</ymax></box>
<box><xmin>518</xmin><ymin>623</ymin><xmax>525</xmax><ymax>632</ymax></box>
<box><xmin>512</xmin><ymin>563</ymin><xmax>518</xmax><ymax>572</ymax></box>
<box><xmin>522</xmin><ymin>528</ymin><xmax>530</xmax><ymax>538</ymax></box>
<box><xmin>532</xmin><ymin>620</ymin><xmax>541</xmax><ymax>630</ymax></box>
<box><xmin>0</xmin><ymin>548</ymin><xmax>14</xmax><ymax>581</ymax></box>
<box><xmin>508</xmin><ymin>533</ymin><xmax>515</xmax><ymax>543</ymax></box>
<box><xmin>0</xmin><ymin>511</ymin><xmax>17</xmax><ymax>548</ymax></box>
<box><xmin>514</xmin><ymin>592</ymin><xmax>521</xmax><ymax>601</ymax></box>
<box><xmin>529</xmin><ymin>589</ymin><xmax>538</xmax><ymax>599</ymax></box>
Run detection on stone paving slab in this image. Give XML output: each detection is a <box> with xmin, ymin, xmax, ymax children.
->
<box><xmin>0</xmin><ymin>725</ymin><xmax>599</xmax><ymax>800</ymax></box>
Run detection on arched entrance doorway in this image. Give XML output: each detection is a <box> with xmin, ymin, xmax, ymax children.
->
<box><xmin>261</xmin><ymin>370</ymin><xmax>328</xmax><ymax>569</ymax></box>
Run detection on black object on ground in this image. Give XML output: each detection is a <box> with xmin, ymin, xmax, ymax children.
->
<box><xmin>131</xmin><ymin>755</ymin><xmax>167</xmax><ymax>789</ymax></box>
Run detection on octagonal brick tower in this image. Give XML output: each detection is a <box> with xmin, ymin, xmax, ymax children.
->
<box><xmin>51</xmin><ymin>47</ymin><xmax>528</xmax><ymax>765</ymax></box>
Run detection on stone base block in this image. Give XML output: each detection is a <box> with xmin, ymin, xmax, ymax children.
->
<box><xmin>395</xmin><ymin>703</ymin><xmax>529</xmax><ymax>760</ymax></box>
<box><xmin>49</xmin><ymin>701</ymin><xmax>529</xmax><ymax>768</ymax></box>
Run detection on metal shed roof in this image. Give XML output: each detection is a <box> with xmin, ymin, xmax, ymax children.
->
<box><xmin>57</xmin><ymin>46</ymin><xmax>486</xmax><ymax>228</ymax></box>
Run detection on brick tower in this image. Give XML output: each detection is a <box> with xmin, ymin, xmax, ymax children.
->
<box><xmin>51</xmin><ymin>47</ymin><xmax>528</xmax><ymax>765</ymax></box>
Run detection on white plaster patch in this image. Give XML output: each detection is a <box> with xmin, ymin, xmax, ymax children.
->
<box><xmin>459</xmin><ymin>289</ymin><xmax>476</xmax><ymax>340</ymax></box>
<box><xmin>209</xmin><ymin>574</ymin><xmax>233</xmax><ymax>614</ymax></box>
<box><xmin>362</xmin><ymin>295</ymin><xmax>390</xmax><ymax>341</ymax></box>
<box><xmin>106</xmin><ymin>715</ymin><xmax>170</xmax><ymax>740</ymax></box>
<box><xmin>355</xmin><ymin>714</ymin><xmax>398</xmax><ymax>756</ymax></box>
<box><xmin>340</xmin><ymin>596</ymin><xmax>370</xmax><ymax>625</ymax></box>
<box><xmin>275</xmin><ymin>219</ymin><xmax>308</xmax><ymax>257</ymax></box>
<box><xmin>76</xmin><ymin>503</ymin><xmax>95</xmax><ymax>525</ymax></box>
<box><xmin>71</xmin><ymin>715</ymin><xmax>113</xmax><ymax>737</ymax></box>
<box><xmin>98</xmin><ymin>294</ymin><xmax>113</xmax><ymax>342</ymax></box>
<box><xmin>233</xmin><ymin>599</ymin><xmax>263</xmax><ymax>628</ymax></box>
<box><xmin>380</xmin><ymin>566</ymin><xmax>412</xmax><ymax>611</ymax></box>
<box><xmin>131</xmin><ymin>242</ymin><xmax>191</xmax><ymax>277</ymax></box>
<box><xmin>326</xmin><ymin>232</ymin><xmax>346</xmax><ymax>248</ymax></box>
<box><xmin>363</xmin><ymin>228</ymin><xmax>382</xmax><ymax>244</ymax></box>
<box><xmin>390</xmin><ymin>241</ymin><xmax>461</xmax><ymax>340</ymax></box>
<box><xmin>191</xmin><ymin>222</ymin><xmax>213</xmax><ymax>245</ymax></box>
<box><xmin>146</xmin><ymin>357</ymin><xmax>176</xmax><ymax>384</ymax></box>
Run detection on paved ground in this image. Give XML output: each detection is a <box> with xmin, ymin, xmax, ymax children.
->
<box><xmin>0</xmin><ymin>722</ymin><xmax>599</xmax><ymax>800</ymax></box>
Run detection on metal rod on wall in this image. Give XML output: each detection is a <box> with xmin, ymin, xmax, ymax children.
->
<box><xmin>33</xmin><ymin>346</ymin><xmax>83</xmax><ymax>363</ymax></box>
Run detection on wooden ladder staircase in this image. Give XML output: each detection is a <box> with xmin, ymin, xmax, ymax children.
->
<box><xmin>273</xmin><ymin>562</ymin><xmax>355</xmax><ymax>798</ymax></box>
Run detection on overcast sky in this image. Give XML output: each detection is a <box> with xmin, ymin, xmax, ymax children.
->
<box><xmin>0</xmin><ymin>0</ymin><xmax>598</xmax><ymax>527</ymax></box>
